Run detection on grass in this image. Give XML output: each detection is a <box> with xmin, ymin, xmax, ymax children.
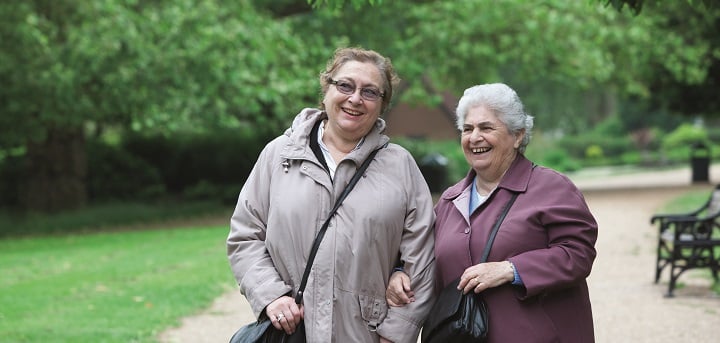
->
<box><xmin>659</xmin><ymin>189</ymin><xmax>711</xmax><ymax>213</ymax></box>
<box><xmin>0</xmin><ymin>202</ymin><xmax>237</xmax><ymax>342</ymax></box>
<box><xmin>0</xmin><ymin>200</ymin><xmax>230</xmax><ymax>238</ymax></box>
<box><xmin>2</xmin><ymin>179</ymin><xmax>718</xmax><ymax>342</ymax></box>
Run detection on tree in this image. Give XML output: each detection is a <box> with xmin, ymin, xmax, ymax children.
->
<box><xmin>601</xmin><ymin>0</ymin><xmax>717</xmax><ymax>15</ymax></box>
<box><xmin>304</xmin><ymin>0</ymin><xmax>719</xmax><ymax>123</ymax></box>
<box><xmin>0</xmin><ymin>0</ymin><xmax>321</xmax><ymax>212</ymax></box>
<box><xmin>640</xmin><ymin>2</ymin><xmax>720</xmax><ymax>118</ymax></box>
<box><xmin>3</xmin><ymin>0</ymin><xmax>718</xmax><ymax>212</ymax></box>
<box><xmin>296</xmin><ymin>0</ymin><xmax>716</xmax><ymax>133</ymax></box>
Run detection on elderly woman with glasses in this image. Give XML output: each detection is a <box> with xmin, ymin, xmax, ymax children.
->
<box><xmin>227</xmin><ymin>47</ymin><xmax>436</xmax><ymax>343</ymax></box>
<box><xmin>387</xmin><ymin>83</ymin><xmax>598</xmax><ymax>342</ymax></box>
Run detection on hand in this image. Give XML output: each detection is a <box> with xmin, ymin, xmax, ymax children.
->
<box><xmin>380</xmin><ymin>336</ymin><xmax>393</xmax><ymax>343</ymax></box>
<box><xmin>386</xmin><ymin>270</ymin><xmax>415</xmax><ymax>306</ymax></box>
<box><xmin>457</xmin><ymin>261</ymin><xmax>514</xmax><ymax>294</ymax></box>
<box><xmin>266</xmin><ymin>295</ymin><xmax>304</xmax><ymax>335</ymax></box>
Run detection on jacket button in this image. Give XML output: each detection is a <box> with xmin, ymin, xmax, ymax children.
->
<box><xmin>464</xmin><ymin>228</ymin><xmax>470</xmax><ymax>234</ymax></box>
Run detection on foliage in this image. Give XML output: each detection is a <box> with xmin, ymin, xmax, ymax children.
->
<box><xmin>602</xmin><ymin>0</ymin><xmax>717</xmax><ymax>15</ymax></box>
<box><xmin>537</xmin><ymin>148</ymin><xmax>583</xmax><ymax>173</ymax></box>
<box><xmin>391</xmin><ymin>131</ymin><xmax>683</xmax><ymax>180</ymax></box>
<box><xmin>0</xmin><ymin>128</ymin><xmax>271</xmax><ymax>208</ymax></box>
<box><xmin>308</xmin><ymin>0</ymin><xmax>384</xmax><ymax>10</ymax></box>
<box><xmin>0</xmin><ymin>201</ymin><xmax>227</xmax><ymax>237</ymax></box>
<box><xmin>0</xmin><ymin>0</ymin><xmax>318</xmax><ymax>145</ymax></box>
<box><xmin>2</xmin><ymin>0</ymin><xmax>720</xmax><ymax>211</ymax></box>
<box><xmin>558</xmin><ymin>133</ymin><xmax>635</xmax><ymax>163</ymax></box>
<box><xmin>0</xmin><ymin>0</ymin><xmax>324</xmax><ymax>211</ymax></box>
<box><xmin>391</xmin><ymin>138</ymin><xmax>467</xmax><ymax>188</ymax></box>
<box><xmin>638</xmin><ymin>2</ymin><xmax>720</xmax><ymax>118</ymax></box>
<box><xmin>661</xmin><ymin>123</ymin><xmax>710</xmax><ymax>150</ymax></box>
<box><xmin>602</xmin><ymin>0</ymin><xmax>644</xmax><ymax>15</ymax></box>
<box><xmin>585</xmin><ymin>144</ymin><xmax>605</xmax><ymax>160</ymax></box>
<box><xmin>291</xmin><ymin>0</ymin><xmax>720</xmax><ymax>136</ymax></box>
<box><xmin>0</xmin><ymin>155</ymin><xmax>23</xmax><ymax>208</ymax></box>
<box><xmin>0</xmin><ymin>226</ymin><xmax>234</xmax><ymax>342</ymax></box>
<box><xmin>616</xmin><ymin>97</ymin><xmax>685</xmax><ymax>133</ymax></box>
<box><xmin>122</xmin><ymin>129</ymin><xmax>272</xmax><ymax>197</ymax></box>
<box><xmin>86</xmin><ymin>139</ymin><xmax>166</xmax><ymax>201</ymax></box>
<box><xmin>305</xmin><ymin>0</ymin><xmax>719</xmax><ymax>124</ymax></box>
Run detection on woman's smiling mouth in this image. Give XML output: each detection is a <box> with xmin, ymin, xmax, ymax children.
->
<box><xmin>471</xmin><ymin>147</ymin><xmax>491</xmax><ymax>154</ymax></box>
<box><xmin>342</xmin><ymin>107</ymin><xmax>363</xmax><ymax>116</ymax></box>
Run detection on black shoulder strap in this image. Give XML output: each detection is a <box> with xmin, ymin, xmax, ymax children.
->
<box><xmin>477</xmin><ymin>162</ymin><xmax>534</xmax><ymax>262</ymax></box>
<box><xmin>478</xmin><ymin>192</ymin><xmax>519</xmax><ymax>263</ymax></box>
<box><xmin>294</xmin><ymin>146</ymin><xmax>383</xmax><ymax>304</ymax></box>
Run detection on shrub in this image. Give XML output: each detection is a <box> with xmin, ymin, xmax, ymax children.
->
<box><xmin>538</xmin><ymin>148</ymin><xmax>582</xmax><ymax>172</ymax></box>
<box><xmin>585</xmin><ymin>144</ymin><xmax>605</xmax><ymax>160</ymax></box>
<box><xmin>122</xmin><ymin>129</ymin><xmax>273</xmax><ymax>196</ymax></box>
<box><xmin>558</xmin><ymin>134</ymin><xmax>634</xmax><ymax>162</ymax></box>
<box><xmin>661</xmin><ymin>123</ymin><xmax>709</xmax><ymax>150</ymax></box>
<box><xmin>391</xmin><ymin>138</ymin><xmax>467</xmax><ymax>188</ymax></box>
<box><xmin>0</xmin><ymin>155</ymin><xmax>23</xmax><ymax>207</ymax></box>
<box><xmin>657</xmin><ymin>124</ymin><xmax>712</xmax><ymax>164</ymax></box>
<box><xmin>86</xmin><ymin>140</ymin><xmax>166</xmax><ymax>201</ymax></box>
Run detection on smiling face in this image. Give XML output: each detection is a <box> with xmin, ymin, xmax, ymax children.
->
<box><xmin>322</xmin><ymin>60</ymin><xmax>384</xmax><ymax>143</ymax></box>
<box><xmin>461</xmin><ymin>105</ymin><xmax>525</xmax><ymax>182</ymax></box>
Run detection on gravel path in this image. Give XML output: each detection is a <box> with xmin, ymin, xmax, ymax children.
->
<box><xmin>159</xmin><ymin>166</ymin><xmax>720</xmax><ymax>343</ymax></box>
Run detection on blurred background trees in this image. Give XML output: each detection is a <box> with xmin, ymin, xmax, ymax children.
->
<box><xmin>1</xmin><ymin>0</ymin><xmax>718</xmax><ymax>214</ymax></box>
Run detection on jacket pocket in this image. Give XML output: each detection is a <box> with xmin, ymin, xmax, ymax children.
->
<box><xmin>358</xmin><ymin>293</ymin><xmax>388</xmax><ymax>330</ymax></box>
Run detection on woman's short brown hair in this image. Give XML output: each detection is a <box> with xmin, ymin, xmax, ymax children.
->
<box><xmin>319</xmin><ymin>47</ymin><xmax>399</xmax><ymax>115</ymax></box>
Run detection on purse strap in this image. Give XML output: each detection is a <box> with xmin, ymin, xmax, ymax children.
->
<box><xmin>294</xmin><ymin>146</ymin><xmax>383</xmax><ymax>304</ymax></box>
<box><xmin>477</xmin><ymin>164</ymin><xmax>537</xmax><ymax>263</ymax></box>
<box><xmin>478</xmin><ymin>192</ymin><xmax>519</xmax><ymax>263</ymax></box>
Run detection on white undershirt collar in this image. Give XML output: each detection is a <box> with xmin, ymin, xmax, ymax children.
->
<box><xmin>317</xmin><ymin>120</ymin><xmax>364</xmax><ymax>179</ymax></box>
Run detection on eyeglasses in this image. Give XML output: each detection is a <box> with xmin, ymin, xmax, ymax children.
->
<box><xmin>329</xmin><ymin>79</ymin><xmax>385</xmax><ymax>102</ymax></box>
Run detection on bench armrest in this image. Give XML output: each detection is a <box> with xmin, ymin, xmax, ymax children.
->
<box><xmin>651</xmin><ymin>214</ymin><xmax>697</xmax><ymax>224</ymax></box>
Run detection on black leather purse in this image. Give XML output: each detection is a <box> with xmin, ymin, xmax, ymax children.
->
<box><xmin>229</xmin><ymin>318</ymin><xmax>304</xmax><ymax>343</ymax></box>
<box><xmin>229</xmin><ymin>147</ymin><xmax>382</xmax><ymax>343</ymax></box>
<box><xmin>421</xmin><ymin>192</ymin><xmax>518</xmax><ymax>343</ymax></box>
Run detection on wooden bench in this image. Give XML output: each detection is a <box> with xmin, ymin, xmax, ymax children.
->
<box><xmin>650</xmin><ymin>185</ymin><xmax>720</xmax><ymax>297</ymax></box>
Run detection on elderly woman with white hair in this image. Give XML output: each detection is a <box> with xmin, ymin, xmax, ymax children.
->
<box><xmin>387</xmin><ymin>83</ymin><xmax>598</xmax><ymax>342</ymax></box>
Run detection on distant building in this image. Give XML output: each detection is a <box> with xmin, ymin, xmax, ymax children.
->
<box><xmin>383</xmin><ymin>88</ymin><xmax>459</xmax><ymax>140</ymax></box>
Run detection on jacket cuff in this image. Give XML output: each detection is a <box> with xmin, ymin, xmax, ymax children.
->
<box><xmin>375</xmin><ymin>314</ymin><xmax>421</xmax><ymax>343</ymax></box>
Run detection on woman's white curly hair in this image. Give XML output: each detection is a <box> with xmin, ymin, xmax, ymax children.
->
<box><xmin>455</xmin><ymin>83</ymin><xmax>534</xmax><ymax>153</ymax></box>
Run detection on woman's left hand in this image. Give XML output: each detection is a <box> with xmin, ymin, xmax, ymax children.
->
<box><xmin>386</xmin><ymin>271</ymin><xmax>415</xmax><ymax>306</ymax></box>
<box><xmin>457</xmin><ymin>261</ymin><xmax>514</xmax><ymax>294</ymax></box>
<box><xmin>265</xmin><ymin>295</ymin><xmax>304</xmax><ymax>335</ymax></box>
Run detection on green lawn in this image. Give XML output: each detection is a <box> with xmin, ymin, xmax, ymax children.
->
<box><xmin>0</xmin><ymin>185</ymin><xmax>716</xmax><ymax>342</ymax></box>
<box><xmin>0</xmin><ymin>225</ymin><xmax>236</xmax><ymax>342</ymax></box>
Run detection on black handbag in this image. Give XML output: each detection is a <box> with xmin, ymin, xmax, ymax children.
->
<box><xmin>229</xmin><ymin>147</ymin><xmax>382</xmax><ymax>343</ymax></box>
<box><xmin>229</xmin><ymin>318</ymin><xmax>305</xmax><ymax>343</ymax></box>
<box><xmin>421</xmin><ymin>192</ymin><xmax>518</xmax><ymax>343</ymax></box>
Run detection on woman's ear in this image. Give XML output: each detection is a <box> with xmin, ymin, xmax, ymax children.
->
<box><xmin>514</xmin><ymin>129</ymin><xmax>526</xmax><ymax>149</ymax></box>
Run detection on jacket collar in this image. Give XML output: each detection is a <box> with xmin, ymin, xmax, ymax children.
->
<box><xmin>280</xmin><ymin>108</ymin><xmax>389</xmax><ymax>164</ymax></box>
<box><xmin>441</xmin><ymin>154</ymin><xmax>533</xmax><ymax>201</ymax></box>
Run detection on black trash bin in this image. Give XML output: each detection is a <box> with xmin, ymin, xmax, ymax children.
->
<box><xmin>690</xmin><ymin>142</ymin><xmax>710</xmax><ymax>183</ymax></box>
<box><xmin>419</xmin><ymin>153</ymin><xmax>448</xmax><ymax>193</ymax></box>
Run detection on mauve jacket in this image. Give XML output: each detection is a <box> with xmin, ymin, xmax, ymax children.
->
<box><xmin>433</xmin><ymin>155</ymin><xmax>598</xmax><ymax>343</ymax></box>
<box><xmin>227</xmin><ymin>109</ymin><xmax>436</xmax><ymax>343</ymax></box>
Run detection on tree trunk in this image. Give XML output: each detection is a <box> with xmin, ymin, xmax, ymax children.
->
<box><xmin>21</xmin><ymin>126</ymin><xmax>87</xmax><ymax>213</ymax></box>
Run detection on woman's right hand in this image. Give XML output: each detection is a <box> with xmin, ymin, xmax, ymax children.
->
<box><xmin>386</xmin><ymin>271</ymin><xmax>415</xmax><ymax>306</ymax></box>
<box><xmin>265</xmin><ymin>295</ymin><xmax>304</xmax><ymax>335</ymax></box>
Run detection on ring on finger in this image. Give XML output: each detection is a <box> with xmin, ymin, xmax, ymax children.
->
<box><xmin>475</xmin><ymin>277</ymin><xmax>481</xmax><ymax>284</ymax></box>
<box><xmin>276</xmin><ymin>313</ymin><xmax>285</xmax><ymax>321</ymax></box>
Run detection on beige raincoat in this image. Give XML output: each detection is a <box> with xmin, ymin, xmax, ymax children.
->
<box><xmin>227</xmin><ymin>109</ymin><xmax>436</xmax><ymax>342</ymax></box>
